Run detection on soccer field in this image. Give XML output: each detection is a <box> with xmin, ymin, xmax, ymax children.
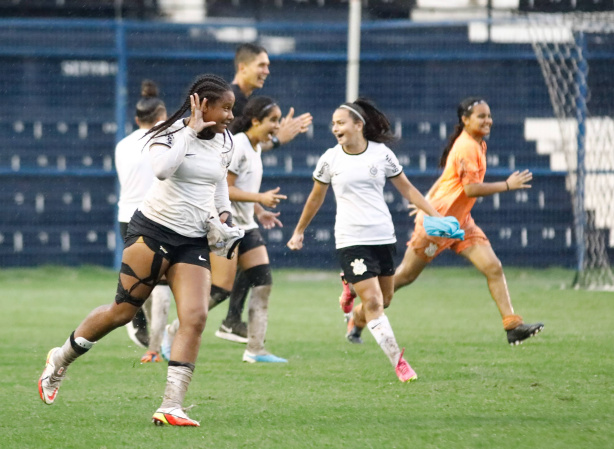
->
<box><xmin>1</xmin><ymin>266</ymin><xmax>612</xmax><ymax>448</ymax></box>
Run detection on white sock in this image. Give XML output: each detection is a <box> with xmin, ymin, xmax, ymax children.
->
<box><xmin>51</xmin><ymin>334</ymin><xmax>94</xmax><ymax>380</ymax></box>
<box><xmin>160</xmin><ymin>365</ymin><xmax>194</xmax><ymax>410</ymax></box>
<box><xmin>367</xmin><ymin>314</ymin><xmax>401</xmax><ymax>367</ymax></box>
<box><xmin>148</xmin><ymin>285</ymin><xmax>172</xmax><ymax>353</ymax></box>
<box><xmin>246</xmin><ymin>285</ymin><xmax>271</xmax><ymax>354</ymax></box>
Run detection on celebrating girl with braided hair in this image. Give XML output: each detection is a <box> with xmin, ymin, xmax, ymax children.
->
<box><xmin>38</xmin><ymin>74</ymin><xmax>236</xmax><ymax>427</ymax></box>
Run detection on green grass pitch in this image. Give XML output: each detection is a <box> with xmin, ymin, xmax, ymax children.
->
<box><xmin>1</xmin><ymin>265</ymin><xmax>612</xmax><ymax>448</ymax></box>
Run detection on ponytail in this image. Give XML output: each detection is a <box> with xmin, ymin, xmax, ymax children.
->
<box><xmin>135</xmin><ymin>79</ymin><xmax>166</xmax><ymax>125</ymax></box>
<box><xmin>339</xmin><ymin>97</ymin><xmax>396</xmax><ymax>144</ymax></box>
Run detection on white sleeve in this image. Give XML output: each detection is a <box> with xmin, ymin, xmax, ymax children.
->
<box><xmin>312</xmin><ymin>151</ymin><xmax>332</xmax><ymax>183</ymax></box>
<box><xmin>227</xmin><ymin>140</ymin><xmax>244</xmax><ymax>175</ymax></box>
<box><xmin>148</xmin><ymin>126</ymin><xmax>196</xmax><ymax>180</ymax></box>
<box><xmin>383</xmin><ymin>147</ymin><xmax>403</xmax><ymax>177</ymax></box>
<box><xmin>214</xmin><ymin>171</ymin><xmax>232</xmax><ymax>215</ymax></box>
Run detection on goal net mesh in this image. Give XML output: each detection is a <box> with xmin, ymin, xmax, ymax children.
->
<box><xmin>527</xmin><ymin>11</ymin><xmax>614</xmax><ymax>289</ymax></box>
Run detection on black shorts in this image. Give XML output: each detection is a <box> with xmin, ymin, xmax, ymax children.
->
<box><xmin>125</xmin><ymin>210</ymin><xmax>211</xmax><ymax>269</ymax></box>
<box><xmin>336</xmin><ymin>244</ymin><xmax>397</xmax><ymax>284</ymax></box>
<box><xmin>238</xmin><ymin>228</ymin><xmax>266</xmax><ymax>256</ymax></box>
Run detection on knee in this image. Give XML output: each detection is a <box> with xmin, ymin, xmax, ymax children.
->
<box><xmin>482</xmin><ymin>258</ymin><xmax>504</xmax><ymax>280</ymax></box>
<box><xmin>182</xmin><ymin>309</ymin><xmax>208</xmax><ymax>335</ymax></box>
<box><xmin>361</xmin><ymin>293</ymin><xmax>384</xmax><ymax>315</ymax></box>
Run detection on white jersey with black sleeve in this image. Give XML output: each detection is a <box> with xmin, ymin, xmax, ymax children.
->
<box><xmin>312</xmin><ymin>141</ymin><xmax>403</xmax><ymax>249</ymax></box>
<box><xmin>227</xmin><ymin>132</ymin><xmax>262</xmax><ymax>231</ymax></box>
<box><xmin>140</xmin><ymin>119</ymin><xmax>233</xmax><ymax>238</ymax></box>
<box><xmin>115</xmin><ymin>128</ymin><xmax>154</xmax><ymax>223</ymax></box>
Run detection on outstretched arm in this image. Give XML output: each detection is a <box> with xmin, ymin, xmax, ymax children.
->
<box><xmin>464</xmin><ymin>169</ymin><xmax>532</xmax><ymax>198</ymax></box>
<box><xmin>287</xmin><ymin>180</ymin><xmax>328</xmax><ymax>250</ymax></box>
<box><xmin>390</xmin><ymin>173</ymin><xmax>441</xmax><ymax>218</ymax></box>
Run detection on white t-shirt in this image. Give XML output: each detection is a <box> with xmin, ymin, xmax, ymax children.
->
<box><xmin>313</xmin><ymin>141</ymin><xmax>403</xmax><ymax>249</ymax></box>
<box><xmin>115</xmin><ymin>128</ymin><xmax>154</xmax><ymax>223</ymax></box>
<box><xmin>140</xmin><ymin>119</ymin><xmax>233</xmax><ymax>238</ymax></box>
<box><xmin>228</xmin><ymin>132</ymin><xmax>263</xmax><ymax>231</ymax></box>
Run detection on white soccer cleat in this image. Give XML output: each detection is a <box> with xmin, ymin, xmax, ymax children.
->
<box><xmin>38</xmin><ymin>347</ymin><xmax>65</xmax><ymax>405</ymax></box>
<box><xmin>152</xmin><ymin>407</ymin><xmax>200</xmax><ymax>427</ymax></box>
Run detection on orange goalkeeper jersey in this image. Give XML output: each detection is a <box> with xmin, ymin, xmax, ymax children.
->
<box><xmin>427</xmin><ymin>129</ymin><xmax>487</xmax><ymax>227</ymax></box>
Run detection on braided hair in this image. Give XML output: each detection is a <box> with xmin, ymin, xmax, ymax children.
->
<box><xmin>439</xmin><ymin>97</ymin><xmax>486</xmax><ymax>168</ymax></box>
<box><xmin>229</xmin><ymin>96</ymin><xmax>277</xmax><ymax>135</ymax></box>
<box><xmin>135</xmin><ymin>79</ymin><xmax>166</xmax><ymax>125</ymax></box>
<box><xmin>145</xmin><ymin>74</ymin><xmax>233</xmax><ymax>145</ymax></box>
<box><xmin>338</xmin><ymin>97</ymin><xmax>396</xmax><ymax>144</ymax></box>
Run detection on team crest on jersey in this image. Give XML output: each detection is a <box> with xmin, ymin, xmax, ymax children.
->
<box><xmin>351</xmin><ymin>258</ymin><xmax>367</xmax><ymax>276</ymax></box>
<box><xmin>368</xmin><ymin>164</ymin><xmax>378</xmax><ymax>178</ymax></box>
<box><xmin>220</xmin><ymin>153</ymin><xmax>230</xmax><ymax>168</ymax></box>
<box><xmin>424</xmin><ymin>243</ymin><xmax>438</xmax><ymax>257</ymax></box>
<box><xmin>316</xmin><ymin>162</ymin><xmax>329</xmax><ymax>179</ymax></box>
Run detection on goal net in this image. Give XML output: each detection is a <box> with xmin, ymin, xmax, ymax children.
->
<box><xmin>525</xmin><ymin>9</ymin><xmax>614</xmax><ymax>289</ymax></box>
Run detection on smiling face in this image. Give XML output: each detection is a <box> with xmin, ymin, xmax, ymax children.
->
<box><xmin>240</xmin><ymin>52</ymin><xmax>270</xmax><ymax>91</ymax></box>
<box><xmin>331</xmin><ymin>108</ymin><xmax>364</xmax><ymax>150</ymax></box>
<box><xmin>203</xmin><ymin>90</ymin><xmax>235</xmax><ymax>134</ymax></box>
<box><xmin>462</xmin><ymin>102</ymin><xmax>492</xmax><ymax>140</ymax></box>
<box><xmin>250</xmin><ymin>105</ymin><xmax>281</xmax><ymax>144</ymax></box>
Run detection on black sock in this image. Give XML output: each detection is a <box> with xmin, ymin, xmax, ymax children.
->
<box><xmin>225</xmin><ymin>270</ymin><xmax>251</xmax><ymax>323</ymax></box>
<box><xmin>208</xmin><ymin>285</ymin><xmax>231</xmax><ymax>310</ymax></box>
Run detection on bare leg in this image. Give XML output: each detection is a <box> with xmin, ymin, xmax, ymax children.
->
<box><xmin>165</xmin><ymin>263</ymin><xmax>210</xmax><ymax>363</ymax></box>
<box><xmin>459</xmin><ymin>244</ymin><xmax>514</xmax><ymax>318</ymax></box>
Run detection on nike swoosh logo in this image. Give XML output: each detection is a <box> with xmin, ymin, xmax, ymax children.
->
<box><xmin>220</xmin><ymin>324</ymin><xmax>232</xmax><ymax>333</ymax></box>
<box><xmin>185</xmin><ymin>153</ymin><xmax>196</xmax><ymax>157</ymax></box>
<box><xmin>47</xmin><ymin>388</ymin><xmax>58</xmax><ymax>401</ymax></box>
<box><xmin>198</xmin><ymin>255</ymin><xmax>206</xmax><ymax>261</ymax></box>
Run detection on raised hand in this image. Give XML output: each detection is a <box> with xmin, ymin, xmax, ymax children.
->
<box><xmin>187</xmin><ymin>93</ymin><xmax>216</xmax><ymax>133</ymax></box>
<box><xmin>276</xmin><ymin>107</ymin><xmax>313</xmax><ymax>144</ymax></box>
<box><xmin>506</xmin><ymin>169</ymin><xmax>532</xmax><ymax>190</ymax></box>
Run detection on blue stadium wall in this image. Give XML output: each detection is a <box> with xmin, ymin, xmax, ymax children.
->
<box><xmin>1</xmin><ymin>19</ymin><xmax>609</xmax><ymax>269</ymax></box>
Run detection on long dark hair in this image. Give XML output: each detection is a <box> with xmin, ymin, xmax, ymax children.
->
<box><xmin>145</xmin><ymin>74</ymin><xmax>233</xmax><ymax>145</ymax></box>
<box><xmin>439</xmin><ymin>97</ymin><xmax>486</xmax><ymax>168</ymax></box>
<box><xmin>230</xmin><ymin>96</ymin><xmax>277</xmax><ymax>134</ymax></box>
<box><xmin>338</xmin><ymin>98</ymin><xmax>396</xmax><ymax>144</ymax></box>
<box><xmin>135</xmin><ymin>79</ymin><xmax>166</xmax><ymax>124</ymax></box>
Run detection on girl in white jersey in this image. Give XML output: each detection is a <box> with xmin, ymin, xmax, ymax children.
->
<box><xmin>38</xmin><ymin>74</ymin><xmax>236</xmax><ymax>427</ymax></box>
<box><xmin>287</xmin><ymin>98</ymin><xmax>441</xmax><ymax>383</ymax></box>
<box><xmin>115</xmin><ymin>79</ymin><xmax>172</xmax><ymax>363</ymax></box>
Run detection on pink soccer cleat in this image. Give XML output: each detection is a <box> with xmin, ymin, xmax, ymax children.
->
<box><xmin>339</xmin><ymin>272</ymin><xmax>356</xmax><ymax>314</ymax></box>
<box><xmin>395</xmin><ymin>348</ymin><xmax>418</xmax><ymax>383</ymax></box>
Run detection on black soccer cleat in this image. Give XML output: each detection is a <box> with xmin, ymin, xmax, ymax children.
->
<box><xmin>507</xmin><ymin>322</ymin><xmax>544</xmax><ymax>346</ymax></box>
<box><xmin>346</xmin><ymin>326</ymin><xmax>364</xmax><ymax>344</ymax></box>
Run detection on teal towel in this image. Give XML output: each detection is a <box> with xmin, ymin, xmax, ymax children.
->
<box><xmin>423</xmin><ymin>216</ymin><xmax>465</xmax><ymax>240</ymax></box>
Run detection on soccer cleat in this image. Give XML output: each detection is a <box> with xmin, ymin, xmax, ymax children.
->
<box><xmin>152</xmin><ymin>407</ymin><xmax>200</xmax><ymax>427</ymax></box>
<box><xmin>242</xmin><ymin>350</ymin><xmax>288</xmax><ymax>363</ymax></box>
<box><xmin>346</xmin><ymin>319</ymin><xmax>364</xmax><ymax>344</ymax></box>
<box><xmin>126</xmin><ymin>311</ymin><xmax>149</xmax><ymax>349</ymax></box>
<box><xmin>160</xmin><ymin>325</ymin><xmax>172</xmax><ymax>362</ymax></box>
<box><xmin>339</xmin><ymin>272</ymin><xmax>356</xmax><ymax>314</ymax></box>
<box><xmin>507</xmin><ymin>322</ymin><xmax>544</xmax><ymax>345</ymax></box>
<box><xmin>140</xmin><ymin>351</ymin><xmax>162</xmax><ymax>363</ymax></box>
<box><xmin>38</xmin><ymin>347</ymin><xmax>65</xmax><ymax>405</ymax></box>
<box><xmin>214</xmin><ymin>319</ymin><xmax>248</xmax><ymax>344</ymax></box>
<box><xmin>395</xmin><ymin>348</ymin><xmax>418</xmax><ymax>383</ymax></box>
